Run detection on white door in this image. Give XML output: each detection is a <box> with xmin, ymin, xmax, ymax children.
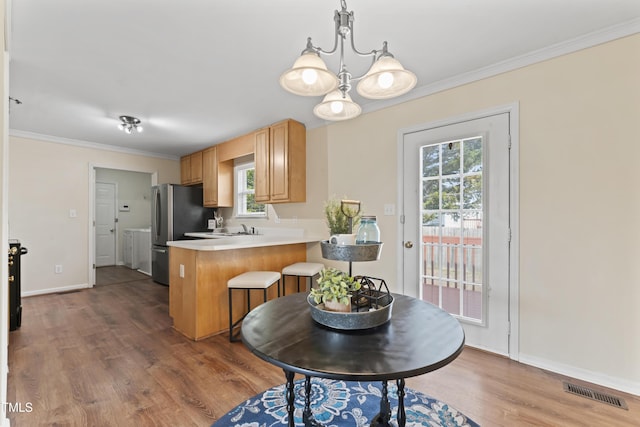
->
<box><xmin>95</xmin><ymin>182</ymin><xmax>117</xmax><ymax>267</ymax></box>
<box><xmin>402</xmin><ymin>113</ymin><xmax>511</xmax><ymax>355</ymax></box>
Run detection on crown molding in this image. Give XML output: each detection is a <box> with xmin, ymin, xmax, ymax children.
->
<box><xmin>307</xmin><ymin>17</ymin><xmax>640</xmax><ymax>129</ymax></box>
<box><xmin>9</xmin><ymin>129</ymin><xmax>179</xmax><ymax>161</ymax></box>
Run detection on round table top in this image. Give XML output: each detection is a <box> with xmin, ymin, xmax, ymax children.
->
<box><xmin>241</xmin><ymin>293</ymin><xmax>465</xmax><ymax>381</ymax></box>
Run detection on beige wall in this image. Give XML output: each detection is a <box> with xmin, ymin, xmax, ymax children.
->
<box><xmin>5</xmin><ymin>33</ymin><xmax>638</xmax><ymax>396</ymax></box>
<box><xmin>8</xmin><ymin>136</ymin><xmax>179</xmax><ymax>294</ymax></box>
<box><xmin>306</xmin><ymin>34</ymin><xmax>640</xmax><ymax>393</ymax></box>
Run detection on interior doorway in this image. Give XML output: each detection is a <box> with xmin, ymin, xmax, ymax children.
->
<box><xmin>89</xmin><ymin>166</ymin><xmax>158</xmax><ymax>286</ymax></box>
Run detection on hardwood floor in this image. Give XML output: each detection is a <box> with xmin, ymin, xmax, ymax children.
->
<box><xmin>7</xmin><ymin>267</ymin><xmax>639</xmax><ymax>426</ymax></box>
<box><xmin>95</xmin><ymin>265</ymin><xmax>151</xmax><ymax>286</ymax></box>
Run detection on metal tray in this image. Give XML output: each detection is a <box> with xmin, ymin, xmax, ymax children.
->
<box><xmin>307</xmin><ymin>293</ymin><xmax>393</xmax><ymax>330</ymax></box>
<box><xmin>320</xmin><ymin>241</ymin><xmax>383</xmax><ymax>262</ymax></box>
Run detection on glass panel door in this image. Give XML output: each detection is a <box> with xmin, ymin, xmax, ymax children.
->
<box><xmin>421</xmin><ymin>137</ymin><xmax>484</xmax><ymax>322</ymax></box>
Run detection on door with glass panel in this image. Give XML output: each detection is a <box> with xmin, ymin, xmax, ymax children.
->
<box><xmin>402</xmin><ymin>113</ymin><xmax>510</xmax><ymax>355</ymax></box>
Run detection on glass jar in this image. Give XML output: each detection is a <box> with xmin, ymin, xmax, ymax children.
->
<box><xmin>356</xmin><ymin>216</ymin><xmax>380</xmax><ymax>243</ymax></box>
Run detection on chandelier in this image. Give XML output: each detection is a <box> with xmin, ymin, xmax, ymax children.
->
<box><xmin>279</xmin><ymin>0</ymin><xmax>417</xmax><ymax>121</ymax></box>
<box><xmin>118</xmin><ymin>115</ymin><xmax>143</xmax><ymax>134</ymax></box>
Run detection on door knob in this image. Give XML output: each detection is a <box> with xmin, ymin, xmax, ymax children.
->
<box><xmin>404</xmin><ymin>241</ymin><xmax>414</xmax><ymax>248</ymax></box>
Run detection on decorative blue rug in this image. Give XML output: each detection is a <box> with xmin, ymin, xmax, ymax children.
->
<box><xmin>213</xmin><ymin>378</ymin><xmax>479</xmax><ymax>426</ymax></box>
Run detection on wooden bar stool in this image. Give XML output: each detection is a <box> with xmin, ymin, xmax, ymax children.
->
<box><xmin>228</xmin><ymin>271</ymin><xmax>280</xmax><ymax>342</ymax></box>
<box><xmin>281</xmin><ymin>262</ymin><xmax>324</xmax><ymax>295</ymax></box>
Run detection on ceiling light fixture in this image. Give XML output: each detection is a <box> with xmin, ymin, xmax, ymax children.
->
<box><xmin>279</xmin><ymin>0</ymin><xmax>417</xmax><ymax>121</ymax></box>
<box><xmin>118</xmin><ymin>115</ymin><xmax>143</xmax><ymax>134</ymax></box>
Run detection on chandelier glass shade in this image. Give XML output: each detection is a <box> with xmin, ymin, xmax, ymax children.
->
<box><xmin>279</xmin><ymin>0</ymin><xmax>416</xmax><ymax>121</ymax></box>
<box><xmin>356</xmin><ymin>55</ymin><xmax>417</xmax><ymax>99</ymax></box>
<box><xmin>279</xmin><ymin>52</ymin><xmax>339</xmax><ymax>96</ymax></box>
<box><xmin>313</xmin><ymin>90</ymin><xmax>361</xmax><ymax>121</ymax></box>
<box><xmin>118</xmin><ymin>115</ymin><xmax>143</xmax><ymax>134</ymax></box>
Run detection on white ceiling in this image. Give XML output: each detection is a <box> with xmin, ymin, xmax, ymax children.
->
<box><xmin>7</xmin><ymin>0</ymin><xmax>640</xmax><ymax>158</ymax></box>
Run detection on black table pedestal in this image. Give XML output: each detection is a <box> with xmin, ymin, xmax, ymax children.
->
<box><xmin>284</xmin><ymin>370</ymin><xmax>295</xmax><ymax>427</ymax></box>
<box><xmin>243</xmin><ymin>294</ymin><xmax>464</xmax><ymax>427</ymax></box>
<box><xmin>287</xmin><ymin>373</ymin><xmax>408</xmax><ymax>427</ymax></box>
<box><xmin>369</xmin><ymin>379</ymin><xmax>407</xmax><ymax>427</ymax></box>
<box><xmin>302</xmin><ymin>375</ymin><xmax>323</xmax><ymax>426</ymax></box>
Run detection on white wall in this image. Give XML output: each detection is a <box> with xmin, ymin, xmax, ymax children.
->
<box><xmin>8</xmin><ymin>135</ymin><xmax>179</xmax><ymax>295</ymax></box>
<box><xmin>95</xmin><ymin>168</ymin><xmax>152</xmax><ymax>265</ymax></box>
<box><xmin>304</xmin><ymin>35</ymin><xmax>640</xmax><ymax>394</ymax></box>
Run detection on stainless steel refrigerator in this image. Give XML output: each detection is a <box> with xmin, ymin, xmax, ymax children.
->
<box><xmin>151</xmin><ymin>184</ymin><xmax>213</xmax><ymax>285</ymax></box>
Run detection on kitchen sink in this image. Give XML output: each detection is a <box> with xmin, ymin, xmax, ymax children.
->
<box><xmin>205</xmin><ymin>232</ymin><xmax>257</xmax><ymax>237</ymax></box>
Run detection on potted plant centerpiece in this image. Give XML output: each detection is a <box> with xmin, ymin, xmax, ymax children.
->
<box><xmin>310</xmin><ymin>268</ymin><xmax>361</xmax><ymax>312</ymax></box>
<box><xmin>324</xmin><ymin>198</ymin><xmax>361</xmax><ymax>236</ymax></box>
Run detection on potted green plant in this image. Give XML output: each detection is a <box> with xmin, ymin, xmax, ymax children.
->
<box><xmin>324</xmin><ymin>198</ymin><xmax>361</xmax><ymax>235</ymax></box>
<box><xmin>309</xmin><ymin>268</ymin><xmax>361</xmax><ymax>312</ymax></box>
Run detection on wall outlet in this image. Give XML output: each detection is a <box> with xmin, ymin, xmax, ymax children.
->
<box><xmin>69</xmin><ymin>209</ymin><xmax>77</xmax><ymax>218</ymax></box>
<box><xmin>55</xmin><ymin>265</ymin><xmax>63</xmax><ymax>274</ymax></box>
<box><xmin>384</xmin><ymin>204</ymin><xmax>396</xmax><ymax>215</ymax></box>
<box><xmin>179</xmin><ymin>264</ymin><xmax>185</xmax><ymax>278</ymax></box>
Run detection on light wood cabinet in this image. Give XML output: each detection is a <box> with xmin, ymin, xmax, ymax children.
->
<box><xmin>180</xmin><ymin>151</ymin><xmax>203</xmax><ymax>185</ymax></box>
<box><xmin>254</xmin><ymin>127</ymin><xmax>271</xmax><ymax>203</ymax></box>
<box><xmin>254</xmin><ymin>119</ymin><xmax>306</xmax><ymax>203</ymax></box>
<box><xmin>181</xmin><ymin>118</ymin><xmax>305</xmax><ymax>205</ymax></box>
<box><xmin>169</xmin><ymin>244</ymin><xmax>307</xmax><ymax>340</ymax></box>
<box><xmin>180</xmin><ymin>155</ymin><xmax>191</xmax><ymax>184</ymax></box>
<box><xmin>217</xmin><ymin>132</ymin><xmax>254</xmax><ymax>162</ymax></box>
<box><xmin>203</xmin><ymin>146</ymin><xmax>233</xmax><ymax>207</ymax></box>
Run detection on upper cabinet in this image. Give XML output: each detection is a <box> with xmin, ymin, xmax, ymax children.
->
<box><xmin>203</xmin><ymin>146</ymin><xmax>233</xmax><ymax>208</ymax></box>
<box><xmin>254</xmin><ymin>119</ymin><xmax>306</xmax><ymax>204</ymax></box>
<box><xmin>180</xmin><ymin>118</ymin><xmax>306</xmax><ymax>206</ymax></box>
<box><xmin>254</xmin><ymin>127</ymin><xmax>270</xmax><ymax>203</ymax></box>
<box><xmin>180</xmin><ymin>151</ymin><xmax>203</xmax><ymax>185</ymax></box>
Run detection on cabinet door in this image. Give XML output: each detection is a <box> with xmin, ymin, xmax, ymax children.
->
<box><xmin>180</xmin><ymin>155</ymin><xmax>191</xmax><ymax>185</ymax></box>
<box><xmin>190</xmin><ymin>151</ymin><xmax>203</xmax><ymax>184</ymax></box>
<box><xmin>203</xmin><ymin>147</ymin><xmax>218</xmax><ymax>206</ymax></box>
<box><xmin>269</xmin><ymin>121</ymin><xmax>289</xmax><ymax>201</ymax></box>
<box><xmin>254</xmin><ymin>128</ymin><xmax>271</xmax><ymax>203</ymax></box>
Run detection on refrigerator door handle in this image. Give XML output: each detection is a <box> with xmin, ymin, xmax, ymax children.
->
<box><xmin>153</xmin><ymin>187</ymin><xmax>162</xmax><ymax>242</ymax></box>
<box><xmin>152</xmin><ymin>247</ymin><xmax>167</xmax><ymax>254</ymax></box>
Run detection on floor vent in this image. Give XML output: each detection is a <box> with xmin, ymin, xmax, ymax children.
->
<box><xmin>563</xmin><ymin>382</ymin><xmax>628</xmax><ymax>410</ymax></box>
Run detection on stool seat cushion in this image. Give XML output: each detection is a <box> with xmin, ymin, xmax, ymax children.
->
<box><xmin>282</xmin><ymin>262</ymin><xmax>324</xmax><ymax>277</ymax></box>
<box><xmin>228</xmin><ymin>271</ymin><xmax>281</xmax><ymax>289</ymax></box>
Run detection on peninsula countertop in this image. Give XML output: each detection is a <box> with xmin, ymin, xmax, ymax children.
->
<box><xmin>168</xmin><ymin>228</ymin><xmax>313</xmax><ymax>340</ymax></box>
<box><xmin>168</xmin><ymin>232</ymin><xmax>324</xmax><ymax>251</ymax></box>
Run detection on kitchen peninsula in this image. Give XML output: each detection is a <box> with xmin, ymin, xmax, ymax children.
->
<box><xmin>167</xmin><ymin>233</ymin><xmax>321</xmax><ymax>340</ymax></box>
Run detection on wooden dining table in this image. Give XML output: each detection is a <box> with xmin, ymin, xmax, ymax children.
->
<box><xmin>241</xmin><ymin>292</ymin><xmax>465</xmax><ymax>426</ymax></box>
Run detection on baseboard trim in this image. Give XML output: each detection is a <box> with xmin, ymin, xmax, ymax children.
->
<box><xmin>465</xmin><ymin>342</ymin><xmax>509</xmax><ymax>358</ymax></box>
<box><xmin>22</xmin><ymin>283</ymin><xmax>91</xmax><ymax>297</ymax></box>
<box><xmin>519</xmin><ymin>353</ymin><xmax>640</xmax><ymax>397</ymax></box>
